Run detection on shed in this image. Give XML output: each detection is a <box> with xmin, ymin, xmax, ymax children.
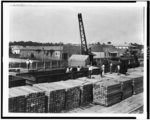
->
<box><xmin>68</xmin><ymin>55</ymin><xmax>90</xmax><ymax>67</ymax></box>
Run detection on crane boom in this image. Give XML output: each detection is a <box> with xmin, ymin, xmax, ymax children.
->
<box><xmin>78</xmin><ymin>13</ymin><xmax>88</xmax><ymax>55</ymax></box>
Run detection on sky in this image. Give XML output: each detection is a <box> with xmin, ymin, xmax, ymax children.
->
<box><xmin>9</xmin><ymin>3</ymin><xmax>145</xmax><ymax>45</ymax></box>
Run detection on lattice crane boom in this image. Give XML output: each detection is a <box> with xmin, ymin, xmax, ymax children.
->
<box><xmin>78</xmin><ymin>13</ymin><xmax>88</xmax><ymax>55</ymax></box>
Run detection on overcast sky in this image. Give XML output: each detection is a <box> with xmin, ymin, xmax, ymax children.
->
<box><xmin>9</xmin><ymin>3</ymin><xmax>145</xmax><ymax>45</ymax></box>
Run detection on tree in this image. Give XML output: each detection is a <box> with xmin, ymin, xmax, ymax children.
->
<box><xmin>9</xmin><ymin>41</ymin><xmax>64</xmax><ymax>46</ymax></box>
<box><xmin>97</xmin><ymin>42</ymin><xmax>101</xmax><ymax>45</ymax></box>
<box><xmin>107</xmin><ymin>42</ymin><xmax>111</xmax><ymax>44</ymax></box>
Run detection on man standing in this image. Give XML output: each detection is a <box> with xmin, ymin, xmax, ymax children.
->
<box><xmin>26</xmin><ymin>59</ymin><xmax>30</xmax><ymax>70</ymax></box>
<box><xmin>88</xmin><ymin>65</ymin><xmax>93</xmax><ymax>78</ymax></box>
<box><xmin>66</xmin><ymin>66</ymin><xmax>70</xmax><ymax>73</ymax></box>
<box><xmin>29</xmin><ymin>59</ymin><xmax>33</xmax><ymax>69</ymax></box>
<box><xmin>117</xmin><ymin>64</ymin><xmax>120</xmax><ymax>75</ymax></box>
<box><xmin>110</xmin><ymin>62</ymin><xmax>113</xmax><ymax>74</ymax></box>
<box><xmin>69</xmin><ymin>67</ymin><xmax>73</xmax><ymax>79</ymax></box>
<box><xmin>77</xmin><ymin>66</ymin><xmax>81</xmax><ymax>72</ymax></box>
<box><xmin>99</xmin><ymin>64</ymin><xmax>102</xmax><ymax>77</ymax></box>
<box><xmin>101</xmin><ymin>64</ymin><xmax>105</xmax><ymax>76</ymax></box>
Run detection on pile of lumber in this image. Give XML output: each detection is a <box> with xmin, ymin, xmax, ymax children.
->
<box><xmin>9</xmin><ymin>86</ymin><xmax>46</xmax><ymax>113</ymax></box>
<box><xmin>9</xmin><ymin>88</ymin><xmax>26</xmax><ymax>112</ymax></box>
<box><xmin>115</xmin><ymin>77</ymin><xmax>133</xmax><ymax>100</ymax></box>
<box><xmin>93</xmin><ymin>78</ymin><xmax>122</xmax><ymax>107</ymax></box>
<box><xmin>128</xmin><ymin>67</ymin><xmax>143</xmax><ymax>73</ymax></box>
<box><xmin>33</xmin><ymin>83</ymin><xmax>66</xmax><ymax>113</ymax></box>
<box><xmin>103</xmin><ymin>73</ymin><xmax>133</xmax><ymax>100</ymax></box>
<box><xmin>16</xmin><ymin>69</ymin><xmax>89</xmax><ymax>85</ymax></box>
<box><xmin>9</xmin><ymin>67</ymin><xmax>143</xmax><ymax>113</ymax></box>
<box><xmin>92</xmin><ymin>67</ymin><xmax>100</xmax><ymax>75</ymax></box>
<box><xmin>54</xmin><ymin>81</ymin><xmax>81</xmax><ymax>111</ymax></box>
<box><xmin>71</xmin><ymin>70</ymin><xmax>88</xmax><ymax>79</ymax></box>
<box><xmin>9</xmin><ymin>75</ymin><xmax>26</xmax><ymax>88</ymax></box>
<box><xmin>125</xmin><ymin>73</ymin><xmax>143</xmax><ymax>95</ymax></box>
<box><xmin>66</xmin><ymin>79</ymin><xmax>93</xmax><ymax>106</ymax></box>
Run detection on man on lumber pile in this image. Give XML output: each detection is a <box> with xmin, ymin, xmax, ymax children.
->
<box><xmin>110</xmin><ymin>62</ymin><xmax>113</xmax><ymax>74</ymax></box>
<box><xmin>101</xmin><ymin>64</ymin><xmax>105</xmax><ymax>77</ymax></box>
<box><xmin>88</xmin><ymin>65</ymin><xmax>93</xmax><ymax>79</ymax></box>
<box><xmin>98</xmin><ymin>63</ymin><xmax>103</xmax><ymax>77</ymax></box>
<box><xmin>26</xmin><ymin>59</ymin><xmax>30</xmax><ymax>71</ymax></box>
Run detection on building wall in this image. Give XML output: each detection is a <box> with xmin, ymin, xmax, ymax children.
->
<box><xmin>20</xmin><ymin>50</ymin><xmax>62</xmax><ymax>61</ymax></box>
<box><xmin>68</xmin><ymin>58</ymin><xmax>89</xmax><ymax>67</ymax></box>
<box><xmin>12</xmin><ymin>49</ymin><xmax>20</xmax><ymax>54</ymax></box>
<box><xmin>115</xmin><ymin>46</ymin><xmax>129</xmax><ymax>49</ymax></box>
<box><xmin>93</xmin><ymin>52</ymin><xmax>105</xmax><ymax>59</ymax></box>
<box><xmin>63</xmin><ymin>44</ymin><xmax>81</xmax><ymax>59</ymax></box>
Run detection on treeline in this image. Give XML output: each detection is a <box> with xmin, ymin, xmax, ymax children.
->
<box><xmin>9</xmin><ymin>41</ymin><xmax>63</xmax><ymax>46</ymax></box>
<box><xmin>130</xmin><ymin>43</ymin><xmax>144</xmax><ymax>50</ymax></box>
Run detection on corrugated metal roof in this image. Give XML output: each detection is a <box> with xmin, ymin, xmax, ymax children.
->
<box><xmin>69</xmin><ymin>54</ymin><xmax>89</xmax><ymax>61</ymax></box>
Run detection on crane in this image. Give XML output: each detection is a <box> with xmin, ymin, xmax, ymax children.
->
<box><xmin>78</xmin><ymin>13</ymin><xmax>89</xmax><ymax>55</ymax></box>
<box><xmin>78</xmin><ymin>13</ymin><xmax>94</xmax><ymax>65</ymax></box>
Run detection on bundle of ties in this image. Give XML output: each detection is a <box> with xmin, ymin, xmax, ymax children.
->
<box><xmin>9</xmin><ymin>68</ymin><xmax>143</xmax><ymax>113</ymax></box>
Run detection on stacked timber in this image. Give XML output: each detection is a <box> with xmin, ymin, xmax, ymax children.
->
<box><xmin>33</xmin><ymin>83</ymin><xmax>66</xmax><ymax>113</ymax></box>
<box><xmin>54</xmin><ymin>81</ymin><xmax>81</xmax><ymax>111</ymax></box>
<box><xmin>9</xmin><ymin>86</ymin><xmax>46</xmax><ymax>113</ymax></box>
<box><xmin>125</xmin><ymin>73</ymin><xmax>143</xmax><ymax>95</ymax></box>
<box><xmin>79</xmin><ymin>77</ymin><xmax>101</xmax><ymax>84</ymax></box>
<box><xmin>115</xmin><ymin>77</ymin><xmax>133</xmax><ymax>100</ymax></box>
<box><xmin>9</xmin><ymin>88</ymin><xmax>26</xmax><ymax>112</ymax></box>
<box><xmin>93</xmin><ymin>78</ymin><xmax>122</xmax><ymax>107</ymax></box>
<box><xmin>16</xmin><ymin>74</ymin><xmax>36</xmax><ymax>86</ymax></box>
<box><xmin>9</xmin><ymin>75</ymin><xmax>26</xmax><ymax>88</ymax></box>
<box><xmin>103</xmin><ymin>73</ymin><xmax>133</xmax><ymax>100</ymax></box>
<box><xmin>16</xmin><ymin>68</ymin><xmax>90</xmax><ymax>85</ymax></box>
<box><xmin>104</xmin><ymin>73</ymin><xmax>126</xmax><ymax>78</ymax></box>
<box><xmin>128</xmin><ymin>68</ymin><xmax>143</xmax><ymax>73</ymax></box>
<box><xmin>66</xmin><ymin>79</ymin><xmax>93</xmax><ymax>106</ymax></box>
<box><xmin>92</xmin><ymin>67</ymin><xmax>100</xmax><ymax>75</ymax></box>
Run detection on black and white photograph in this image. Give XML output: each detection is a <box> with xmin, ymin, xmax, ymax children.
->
<box><xmin>2</xmin><ymin>1</ymin><xmax>148</xmax><ymax>118</ymax></box>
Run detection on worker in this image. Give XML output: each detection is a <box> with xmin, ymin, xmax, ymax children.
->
<box><xmin>29</xmin><ymin>59</ymin><xmax>33</xmax><ymax>69</ymax></box>
<box><xmin>70</xmin><ymin>67</ymin><xmax>73</xmax><ymax>72</ymax></box>
<box><xmin>101</xmin><ymin>64</ymin><xmax>105</xmax><ymax>76</ymax></box>
<box><xmin>117</xmin><ymin>64</ymin><xmax>120</xmax><ymax>75</ymax></box>
<box><xmin>77</xmin><ymin>66</ymin><xmax>81</xmax><ymax>72</ymax></box>
<box><xmin>110</xmin><ymin>62</ymin><xmax>113</xmax><ymax>74</ymax></box>
<box><xmin>128</xmin><ymin>60</ymin><xmax>131</xmax><ymax>68</ymax></box>
<box><xmin>26</xmin><ymin>59</ymin><xmax>30</xmax><ymax>70</ymax></box>
<box><xmin>66</xmin><ymin>66</ymin><xmax>70</xmax><ymax>73</ymax></box>
<box><xmin>88</xmin><ymin>65</ymin><xmax>93</xmax><ymax>78</ymax></box>
<box><xmin>69</xmin><ymin>67</ymin><xmax>73</xmax><ymax>79</ymax></box>
<box><xmin>99</xmin><ymin>64</ymin><xmax>102</xmax><ymax>77</ymax></box>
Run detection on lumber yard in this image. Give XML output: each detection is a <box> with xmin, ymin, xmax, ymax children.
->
<box><xmin>8</xmin><ymin>13</ymin><xmax>144</xmax><ymax>113</ymax></box>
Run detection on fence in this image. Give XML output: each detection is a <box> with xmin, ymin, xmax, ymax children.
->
<box><xmin>9</xmin><ymin>60</ymin><xmax>68</xmax><ymax>70</ymax></box>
